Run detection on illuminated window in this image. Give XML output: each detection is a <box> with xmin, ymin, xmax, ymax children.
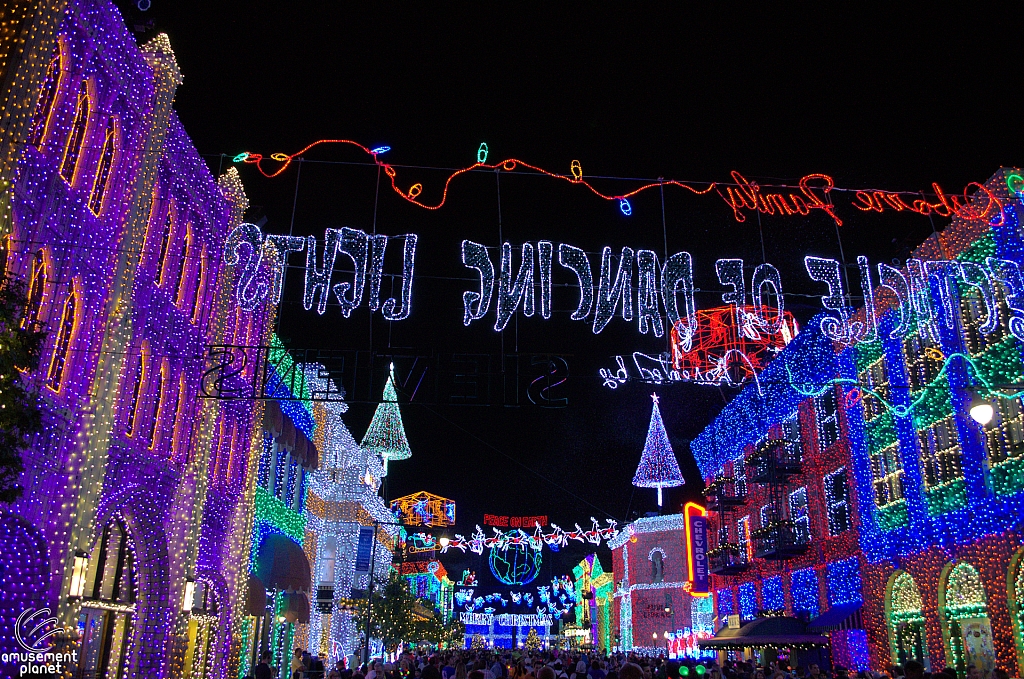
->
<box><xmin>174</xmin><ymin>226</ymin><xmax>191</xmax><ymax>305</ymax></box>
<box><xmin>59</xmin><ymin>80</ymin><xmax>90</xmax><ymax>184</ymax></box>
<box><xmin>88</xmin><ymin>116</ymin><xmax>116</xmax><ymax>215</ymax></box>
<box><xmin>960</xmin><ymin>282</ymin><xmax>1008</xmax><ymax>355</ymax></box>
<box><xmin>918</xmin><ymin>417</ymin><xmax>962</xmax><ymax>488</ymax></box>
<box><xmin>788</xmin><ymin>487</ymin><xmax>811</xmax><ymax>544</ymax></box>
<box><xmin>168</xmin><ymin>372</ymin><xmax>185</xmax><ymax>458</ymax></box>
<box><xmin>871</xmin><ymin>443</ymin><xmax>904</xmax><ymax>507</ymax></box>
<box><xmin>46</xmin><ymin>285</ymin><xmax>76</xmax><ymax>390</ymax></box>
<box><xmin>191</xmin><ymin>253</ymin><xmax>204</xmax><ymax>322</ymax></box>
<box><xmin>155</xmin><ymin>208</ymin><xmax>173</xmax><ymax>286</ymax></box>
<box><xmin>736</xmin><ymin>516</ymin><xmax>751</xmax><ymax>563</ymax></box>
<box><xmin>125</xmin><ymin>352</ymin><xmax>145</xmax><ymax>437</ymax></box>
<box><xmin>0</xmin><ymin>235</ymin><xmax>9</xmax><ymax>275</ymax></box>
<box><xmin>781</xmin><ymin>413</ymin><xmax>801</xmax><ymax>458</ymax></box>
<box><xmin>79</xmin><ymin>517</ymin><xmax>135</xmax><ymax>678</ymax></box>
<box><xmin>83</xmin><ymin>519</ymin><xmax>134</xmax><ymax>603</ymax></box>
<box><xmin>146</xmin><ymin>365</ymin><xmax>164</xmax><ymax>449</ymax></box>
<box><xmin>22</xmin><ymin>250</ymin><xmax>46</xmax><ymax>328</ymax></box>
<box><xmin>758</xmin><ymin>503</ymin><xmax>777</xmax><ymax>552</ymax></box>
<box><xmin>824</xmin><ymin>468</ymin><xmax>851</xmax><ymax>534</ymax></box>
<box><xmin>860</xmin><ymin>359</ymin><xmax>888</xmax><ymax>422</ymax></box>
<box><xmin>815</xmin><ymin>387</ymin><xmax>840</xmax><ymax>449</ymax></box>
<box><xmin>982</xmin><ymin>396</ymin><xmax>1024</xmax><ymax>466</ymax></box>
<box><xmin>320</xmin><ymin>536</ymin><xmax>337</xmax><ymax>584</ymax></box>
<box><xmin>889</xmin><ymin>571</ymin><xmax>928</xmax><ymax>668</ymax></box>
<box><xmin>27</xmin><ymin>53</ymin><xmax>60</xmax><ymax>147</ymax></box>
<box><xmin>903</xmin><ymin>334</ymin><xmax>941</xmax><ymax>391</ymax></box>
<box><xmin>732</xmin><ymin>453</ymin><xmax>747</xmax><ymax>496</ymax></box>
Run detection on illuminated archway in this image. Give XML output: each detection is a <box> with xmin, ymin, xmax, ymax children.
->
<box><xmin>939</xmin><ymin>562</ymin><xmax>995</xmax><ymax>678</ymax></box>
<box><xmin>886</xmin><ymin>570</ymin><xmax>929</xmax><ymax>668</ymax></box>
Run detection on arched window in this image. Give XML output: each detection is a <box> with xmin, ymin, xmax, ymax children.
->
<box><xmin>156</xmin><ymin>208</ymin><xmax>173</xmax><ymax>286</ymax></box>
<box><xmin>146</xmin><ymin>363</ymin><xmax>165</xmax><ymax>449</ymax></box>
<box><xmin>27</xmin><ymin>53</ymin><xmax>60</xmax><ymax>148</ymax></box>
<box><xmin>22</xmin><ymin>250</ymin><xmax>46</xmax><ymax>328</ymax></box>
<box><xmin>46</xmin><ymin>284</ymin><xmax>76</xmax><ymax>391</ymax></box>
<box><xmin>941</xmin><ymin>563</ymin><xmax>994</xmax><ymax>676</ymax></box>
<box><xmin>79</xmin><ymin>517</ymin><xmax>135</xmax><ymax>679</ymax></box>
<box><xmin>887</xmin><ymin>571</ymin><xmax>928</xmax><ymax>668</ymax></box>
<box><xmin>174</xmin><ymin>225</ymin><xmax>191</xmax><ymax>306</ymax></box>
<box><xmin>59</xmin><ymin>80</ymin><xmax>90</xmax><ymax>184</ymax></box>
<box><xmin>88</xmin><ymin>116</ymin><xmax>116</xmax><ymax>215</ymax></box>
<box><xmin>168</xmin><ymin>372</ymin><xmax>186</xmax><ymax>461</ymax></box>
<box><xmin>125</xmin><ymin>352</ymin><xmax>145</xmax><ymax>437</ymax></box>
<box><xmin>191</xmin><ymin>251</ymin><xmax>205</xmax><ymax>323</ymax></box>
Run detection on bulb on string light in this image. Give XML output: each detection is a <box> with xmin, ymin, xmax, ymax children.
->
<box><xmin>619</xmin><ymin>198</ymin><xmax>632</xmax><ymax>215</ymax></box>
<box><xmin>477</xmin><ymin>143</ymin><xmax>489</xmax><ymax>163</ymax></box>
<box><xmin>370</xmin><ymin>146</ymin><xmax>390</xmax><ymax>155</ymax></box>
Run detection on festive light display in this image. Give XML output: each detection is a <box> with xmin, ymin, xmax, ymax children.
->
<box><xmin>430</xmin><ymin>517</ymin><xmax>618</xmax><ymax>555</ymax></box>
<box><xmin>633</xmin><ymin>394</ymin><xmax>684</xmax><ymax>506</ymax></box>
<box><xmin>360</xmin><ymin>363</ymin><xmax>412</xmax><ymax>472</ymax></box>
<box><xmin>0</xmin><ymin>8</ymin><xmax>276</xmax><ymax>676</ymax></box>
<box><xmin>234</xmin><ymin>139</ymin><xmax>1001</xmax><ymax>226</ymax></box>
<box><xmin>695</xmin><ymin>172</ymin><xmax>1024</xmax><ymax>673</ymax></box>
<box><xmin>224</xmin><ymin>224</ymin><xmax>417</xmax><ymax>319</ymax></box>
<box><xmin>390</xmin><ymin>491</ymin><xmax>456</xmax><ymax>528</ymax></box>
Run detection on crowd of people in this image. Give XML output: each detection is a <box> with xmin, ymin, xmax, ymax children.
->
<box><xmin>248</xmin><ymin>648</ymin><xmax>1011</xmax><ymax>679</ymax></box>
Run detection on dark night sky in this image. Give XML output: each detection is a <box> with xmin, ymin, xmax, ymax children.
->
<box><xmin>120</xmin><ymin>2</ymin><xmax>1022</xmax><ymax>581</ymax></box>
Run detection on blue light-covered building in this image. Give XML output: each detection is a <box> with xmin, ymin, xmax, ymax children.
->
<box><xmin>695</xmin><ymin>169</ymin><xmax>1024</xmax><ymax>676</ymax></box>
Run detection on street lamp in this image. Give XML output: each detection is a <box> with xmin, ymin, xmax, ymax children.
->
<box><xmin>439</xmin><ymin>536</ymin><xmax>450</xmax><ymax>548</ymax></box>
<box><xmin>970</xmin><ymin>392</ymin><xmax>994</xmax><ymax>425</ymax></box>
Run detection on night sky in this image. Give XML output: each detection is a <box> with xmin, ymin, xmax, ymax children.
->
<box><xmin>120</xmin><ymin>2</ymin><xmax>1022</xmax><ymax>583</ymax></box>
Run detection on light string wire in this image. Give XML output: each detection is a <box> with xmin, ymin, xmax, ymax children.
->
<box><xmin>233</xmin><ymin>139</ymin><xmax>715</xmax><ymax>211</ymax></box>
<box><xmin>228</xmin><ymin>140</ymin><xmax>1005</xmax><ymax>217</ymax></box>
<box><xmin>784</xmin><ymin>349</ymin><xmax>1023</xmax><ymax>419</ymax></box>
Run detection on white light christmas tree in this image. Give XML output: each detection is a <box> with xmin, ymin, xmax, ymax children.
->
<box><xmin>361</xmin><ymin>363</ymin><xmax>412</xmax><ymax>474</ymax></box>
<box><xmin>632</xmin><ymin>393</ymin><xmax>684</xmax><ymax>506</ymax></box>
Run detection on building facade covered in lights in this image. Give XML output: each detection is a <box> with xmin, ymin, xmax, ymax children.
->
<box><xmin>609</xmin><ymin>514</ymin><xmax>714</xmax><ymax>659</ymax></box>
<box><xmin>300</xmin><ymin>362</ymin><xmax>399</xmax><ymax>669</ymax></box>
<box><xmin>694</xmin><ymin>169</ymin><xmax>1024</xmax><ymax>676</ymax></box>
<box><xmin>570</xmin><ymin>554</ymin><xmax>613</xmax><ymax>654</ymax></box>
<box><xmin>0</xmin><ymin>1</ymin><xmax>278</xmax><ymax>677</ymax></box>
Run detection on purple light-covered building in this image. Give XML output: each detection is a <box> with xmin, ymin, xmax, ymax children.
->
<box><xmin>0</xmin><ymin>2</ymin><xmax>276</xmax><ymax>677</ymax></box>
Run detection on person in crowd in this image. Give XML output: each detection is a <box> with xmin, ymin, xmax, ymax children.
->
<box><xmin>902</xmin><ymin>662</ymin><xmax>923</xmax><ymax>679</ymax></box>
<box><xmin>255</xmin><ymin>651</ymin><xmax>274</xmax><ymax>679</ymax></box>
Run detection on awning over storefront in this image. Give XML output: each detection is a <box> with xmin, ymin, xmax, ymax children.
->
<box><xmin>255</xmin><ymin>533</ymin><xmax>310</xmax><ymax>593</ymax></box>
<box><xmin>246</xmin><ymin>574</ymin><xmax>267</xmax><ymax>617</ymax></box>
<box><xmin>807</xmin><ymin>601</ymin><xmax>863</xmax><ymax>632</ymax></box>
<box><xmin>699</xmin><ymin>617</ymin><xmax>830</xmax><ymax>650</ymax></box>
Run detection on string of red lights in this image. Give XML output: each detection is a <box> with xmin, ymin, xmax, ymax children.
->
<box><xmin>233</xmin><ymin>140</ymin><xmax>1008</xmax><ymax>225</ymax></box>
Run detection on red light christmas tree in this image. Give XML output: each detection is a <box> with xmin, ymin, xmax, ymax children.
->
<box><xmin>632</xmin><ymin>393</ymin><xmax>684</xmax><ymax>506</ymax></box>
